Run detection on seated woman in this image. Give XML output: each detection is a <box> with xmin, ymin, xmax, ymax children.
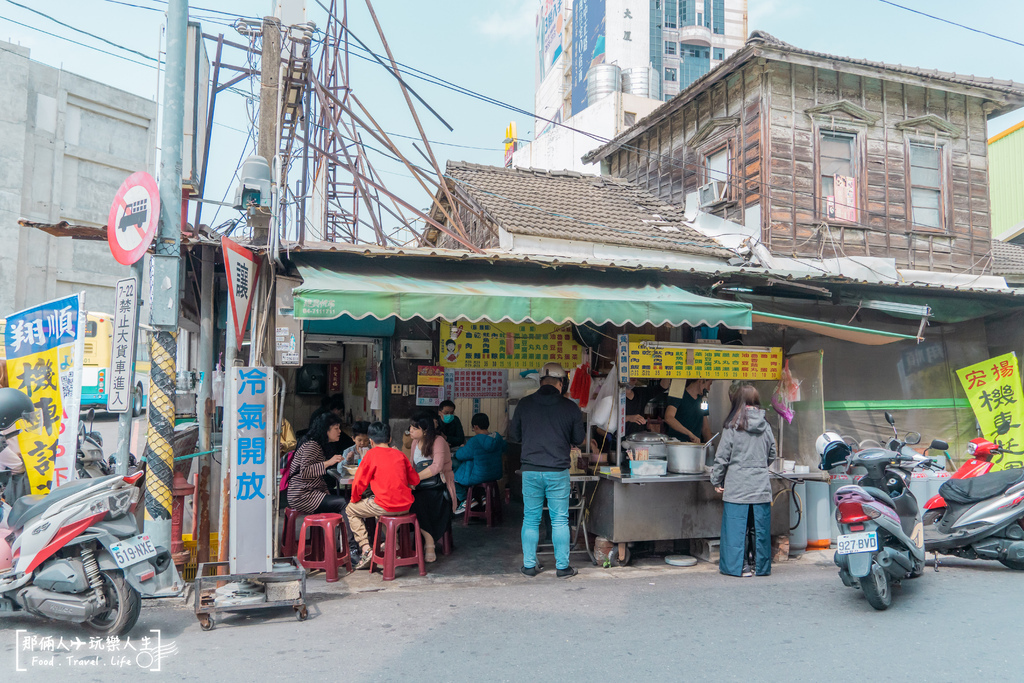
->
<box><xmin>452</xmin><ymin>413</ymin><xmax>505</xmax><ymax>515</ymax></box>
<box><xmin>342</xmin><ymin>421</ymin><xmax>371</xmax><ymax>465</ymax></box>
<box><xmin>408</xmin><ymin>411</ymin><xmax>458</xmax><ymax>562</ymax></box>
<box><xmin>286</xmin><ymin>413</ymin><xmax>360</xmax><ymax>559</ymax></box>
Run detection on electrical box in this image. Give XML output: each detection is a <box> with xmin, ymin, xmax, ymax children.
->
<box><xmin>274</xmin><ymin>275</ymin><xmax>302</xmax><ymax>366</ymax></box>
<box><xmin>399</xmin><ymin>340</ymin><xmax>432</xmax><ymax>359</ymax></box>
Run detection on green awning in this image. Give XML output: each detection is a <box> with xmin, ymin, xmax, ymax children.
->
<box><xmin>291</xmin><ymin>253</ymin><xmax>752</xmax><ymax>329</ymax></box>
<box><xmin>752</xmin><ymin>311</ymin><xmax>920</xmax><ymax>345</ymax></box>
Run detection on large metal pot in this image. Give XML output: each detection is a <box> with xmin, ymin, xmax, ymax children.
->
<box><xmin>666</xmin><ymin>440</ymin><xmax>705</xmax><ymax>474</ymax></box>
<box><xmin>622</xmin><ymin>432</ymin><xmax>668</xmax><ymax>459</ymax></box>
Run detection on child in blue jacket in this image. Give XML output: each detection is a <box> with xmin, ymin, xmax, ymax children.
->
<box><xmin>452</xmin><ymin>413</ymin><xmax>505</xmax><ymax>514</ymax></box>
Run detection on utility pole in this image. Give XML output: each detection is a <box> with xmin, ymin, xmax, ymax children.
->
<box><xmin>253</xmin><ymin>16</ymin><xmax>281</xmax><ymax>245</ymax></box>
<box><xmin>195</xmin><ymin>246</ymin><xmax>214</xmax><ymax>564</ymax></box>
<box><xmin>143</xmin><ymin>0</ymin><xmax>187</xmax><ymax>587</ymax></box>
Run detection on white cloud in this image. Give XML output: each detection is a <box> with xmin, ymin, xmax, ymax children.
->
<box><xmin>476</xmin><ymin>0</ymin><xmax>536</xmax><ymax>40</ymax></box>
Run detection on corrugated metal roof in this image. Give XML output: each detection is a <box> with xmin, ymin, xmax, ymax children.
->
<box><xmin>989</xmin><ymin>123</ymin><xmax>1024</xmax><ymax>237</ymax></box>
<box><xmin>281</xmin><ymin>241</ymin><xmax>1024</xmax><ymax>297</ymax></box>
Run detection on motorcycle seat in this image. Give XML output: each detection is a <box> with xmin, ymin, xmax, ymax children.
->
<box><xmin>939</xmin><ymin>468</ymin><xmax>1024</xmax><ymax>506</ymax></box>
<box><xmin>6</xmin><ymin>475</ymin><xmax>119</xmax><ymax>529</ymax></box>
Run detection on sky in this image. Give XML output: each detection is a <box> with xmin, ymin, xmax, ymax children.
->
<box><xmin>0</xmin><ymin>0</ymin><xmax>1022</xmax><ymax>238</ymax></box>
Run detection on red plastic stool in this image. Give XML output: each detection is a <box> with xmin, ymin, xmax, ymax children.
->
<box><xmin>440</xmin><ymin>527</ymin><xmax>454</xmax><ymax>556</ymax></box>
<box><xmin>280</xmin><ymin>508</ymin><xmax>304</xmax><ymax>557</ymax></box>
<box><xmin>463</xmin><ymin>481</ymin><xmax>502</xmax><ymax>527</ymax></box>
<box><xmin>369</xmin><ymin>513</ymin><xmax>426</xmax><ymax>581</ymax></box>
<box><xmin>296</xmin><ymin>513</ymin><xmax>352</xmax><ymax>582</ymax></box>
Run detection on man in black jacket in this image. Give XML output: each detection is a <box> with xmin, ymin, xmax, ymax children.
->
<box><xmin>510</xmin><ymin>362</ymin><xmax>586</xmax><ymax>578</ymax></box>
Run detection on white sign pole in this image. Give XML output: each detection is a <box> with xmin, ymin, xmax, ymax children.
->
<box><xmin>228</xmin><ymin>366</ymin><xmax>273</xmax><ymax>574</ymax></box>
<box><xmin>109</xmin><ymin>266</ymin><xmax>143</xmax><ymax>474</ymax></box>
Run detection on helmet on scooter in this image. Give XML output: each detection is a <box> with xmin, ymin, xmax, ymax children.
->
<box><xmin>0</xmin><ymin>388</ymin><xmax>35</xmax><ymax>431</ymax></box>
<box><xmin>816</xmin><ymin>431</ymin><xmax>852</xmax><ymax>471</ymax></box>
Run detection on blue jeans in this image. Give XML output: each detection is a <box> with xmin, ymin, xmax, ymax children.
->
<box><xmin>521</xmin><ymin>469</ymin><xmax>571</xmax><ymax>570</ymax></box>
<box><xmin>720</xmin><ymin>502</ymin><xmax>771</xmax><ymax>577</ymax></box>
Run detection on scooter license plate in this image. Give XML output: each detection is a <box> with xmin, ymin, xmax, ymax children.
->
<box><xmin>837</xmin><ymin>531</ymin><xmax>878</xmax><ymax>555</ymax></box>
<box><xmin>109</xmin><ymin>534</ymin><xmax>157</xmax><ymax>568</ymax></box>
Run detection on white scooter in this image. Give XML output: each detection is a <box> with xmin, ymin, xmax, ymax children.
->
<box><xmin>0</xmin><ymin>388</ymin><xmax>175</xmax><ymax>636</ymax></box>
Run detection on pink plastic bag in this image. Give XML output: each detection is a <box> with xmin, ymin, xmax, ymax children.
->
<box><xmin>771</xmin><ymin>359</ymin><xmax>799</xmax><ymax>424</ymax></box>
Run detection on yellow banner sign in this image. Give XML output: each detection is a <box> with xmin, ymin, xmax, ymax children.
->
<box><xmin>440</xmin><ymin>321</ymin><xmax>583</xmax><ymax>369</ymax></box>
<box><xmin>626</xmin><ymin>341</ymin><xmax>784</xmax><ymax>380</ymax></box>
<box><xmin>957</xmin><ymin>352</ymin><xmax>1024</xmax><ymax>470</ymax></box>
<box><xmin>5</xmin><ymin>295</ymin><xmax>84</xmax><ymax>492</ymax></box>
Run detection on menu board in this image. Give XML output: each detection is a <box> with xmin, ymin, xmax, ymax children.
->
<box><xmin>445</xmin><ymin>369</ymin><xmax>507</xmax><ymax>399</ymax></box>
<box><xmin>626</xmin><ymin>340</ymin><xmax>783</xmax><ymax>380</ymax></box>
<box><xmin>440</xmin><ymin>320</ymin><xmax>583</xmax><ymax>369</ymax></box>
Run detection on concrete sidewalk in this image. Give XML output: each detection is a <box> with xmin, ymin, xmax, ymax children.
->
<box><xmin>303</xmin><ymin>501</ymin><xmax>839</xmax><ymax>595</ymax></box>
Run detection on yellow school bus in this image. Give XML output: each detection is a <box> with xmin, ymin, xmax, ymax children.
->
<box><xmin>82</xmin><ymin>312</ymin><xmax>151</xmax><ymax>415</ymax></box>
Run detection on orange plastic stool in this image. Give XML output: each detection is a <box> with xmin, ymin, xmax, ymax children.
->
<box><xmin>296</xmin><ymin>513</ymin><xmax>352</xmax><ymax>582</ymax></box>
<box><xmin>463</xmin><ymin>481</ymin><xmax>502</xmax><ymax>527</ymax></box>
<box><xmin>280</xmin><ymin>508</ymin><xmax>303</xmax><ymax>557</ymax></box>
<box><xmin>369</xmin><ymin>513</ymin><xmax>426</xmax><ymax>581</ymax></box>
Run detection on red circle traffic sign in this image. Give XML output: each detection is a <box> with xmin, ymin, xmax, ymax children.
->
<box><xmin>107</xmin><ymin>172</ymin><xmax>160</xmax><ymax>265</ymax></box>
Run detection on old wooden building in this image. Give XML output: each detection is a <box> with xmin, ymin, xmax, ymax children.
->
<box><xmin>581</xmin><ymin>31</ymin><xmax>1024</xmax><ymax>273</ymax></box>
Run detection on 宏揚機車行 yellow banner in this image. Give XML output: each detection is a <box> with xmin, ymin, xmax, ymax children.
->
<box><xmin>957</xmin><ymin>352</ymin><xmax>1024</xmax><ymax>471</ymax></box>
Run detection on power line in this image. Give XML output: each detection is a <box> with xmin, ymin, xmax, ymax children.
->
<box><xmin>4</xmin><ymin>0</ymin><xmax>156</xmax><ymax>61</ymax></box>
<box><xmin>876</xmin><ymin>0</ymin><xmax>1024</xmax><ymax>49</ymax></box>
<box><xmin>0</xmin><ymin>12</ymin><xmax>156</xmax><ymax>69</ymax></box>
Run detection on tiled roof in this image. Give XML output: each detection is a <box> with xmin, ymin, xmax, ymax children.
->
<box><xmin>442</xmin><ymin>162</ymin><xmax>732</xmax><ymax>259</ymax></box>
<box><xmin>748</xmin><ymin>31</ymin><xmax>1024</xmax><ymax>97</ymax></box>
<box><xmin>584</xmin><ymin>31</ymin><xmax>1024</xmax><ymax>163</ymax></box>
<box><xmin>992</xmin><ymin>240</ymin><xmax>1024</xmax><ymax>276</ymax></box>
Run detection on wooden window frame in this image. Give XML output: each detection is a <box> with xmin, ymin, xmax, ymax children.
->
<box><xmin>697</xmin><ymin>137</ymin><xmax>736</xmax><ymax>202</ymax></box>
<box><xmin>903</xmin><ymin>137</ymin><xmax>951</xmax><ymax>235</ymax></box>
<box><xmin>812</xmin><ymin>121</ymin><xmax>868</xmax><ymax>226</ymax></box>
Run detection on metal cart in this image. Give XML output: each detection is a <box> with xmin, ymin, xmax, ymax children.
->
<box><xmin>193</xmin><ymin>557</ymin><xmax>308</xmax><ymax>630</ymax></box>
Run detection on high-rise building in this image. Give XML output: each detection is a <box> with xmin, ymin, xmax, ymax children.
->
<box><xmin>655</xmin><ymin>0</ymin><xmax>748</xmax><ymax>98</ymax></box>
<box><xmin>517</xmin><ymin>0</ymin><xmax>747</xmax><ymax>173</ymax></box>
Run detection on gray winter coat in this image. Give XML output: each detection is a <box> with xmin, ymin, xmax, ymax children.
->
<box><xmin>710</xmin><ymin>408</ymin><xmax>777</xmax><ymax>505</ymax></box>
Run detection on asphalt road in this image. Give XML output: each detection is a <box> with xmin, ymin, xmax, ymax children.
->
<box><xmin>1</xmin><ymin>553</ymin><xmax>1021</xmax><ymax>682</ymax></box>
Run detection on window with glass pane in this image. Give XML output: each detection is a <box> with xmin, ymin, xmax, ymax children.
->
<box><xmin>666</xmin><ymin>0</ymin><xmax>677</xmax><ymax>27</ymax></box>
<box><xmin>712</xmin><ymin>0</ymin><xmax>724</xmax><ymax>33</ymax></box>
<box><xmin>820</xmin><ymin>131</ymin><xmax>854</xmax><ymax>208</ymax></box>
<box><xmin>706</xmin><ymin>147</ymin><xmax>729</xmax><ymax>182</ymax></box>
<box><xmin>665</xmin><ymin>67</ymin><xmax>678</xmax><ymax>82</ymax></box>
<box><xmin>665</xmin><ymin>41</ymin><xmax>677</xmax><ymax>55</ymax></box>
<box><xmin>713</xmin><ymin>48</ymin><xmax>724</xmax><ymax>60</ymax></box>
<box><xmin>680</xmin><ymin>0</ymin><xmax>694</xmax><ymax>25</ymax></box>
<box><xmin>910</xmin><ymin>144</ymin><xmax>942</xmax><ymax>229</ymax></box>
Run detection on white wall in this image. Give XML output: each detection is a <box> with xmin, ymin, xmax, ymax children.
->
<box><xmin>0</xmin><ymin>41</ymin><xmax>157</xmax><ymax>313</ymax></box>
<box><xmin>513</xmin><ymin>92</ymin><xmax>662</xmax><ymax>174</ymax></box>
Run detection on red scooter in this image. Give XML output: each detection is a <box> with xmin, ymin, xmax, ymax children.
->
<box><xmin>922</xmin><ymin>437</ymin><xmax>997</xmax><ymax>525</ymax></box>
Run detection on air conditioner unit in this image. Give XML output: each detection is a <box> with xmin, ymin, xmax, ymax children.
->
<box><xmin>698</xmin><ymin>181</ymin><xmax>727</xmax><ymax>208</ymax></box>
<box><xmin>303</xmin><ymin>341</ymin><xmax>346</xmax><ymax>362</ymax></box>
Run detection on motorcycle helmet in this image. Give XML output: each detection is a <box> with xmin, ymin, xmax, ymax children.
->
<box><xmin>816</xmin><ymin>430</ymin><xmax>851</xmax><ymax>471</ymax></box>
<box><xmin>0</xmin><ymin>388</ymin><xmax>35</xmax><ymax>431</ymax></box>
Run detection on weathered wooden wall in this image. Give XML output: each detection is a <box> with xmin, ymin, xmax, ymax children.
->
<box><xmin>765</xmin><ymin>63</ymin><xmax>991</xmax><ymax>273</ymax></box>
<box><xmin>603</xmin><ymin>58</ymin><xmax>993</xmax><ymax>273</ymax></box>
<box><xmin>605</xmin><ymin>63</ymin><xmax>765</xmax><ymax>227</ymax></box>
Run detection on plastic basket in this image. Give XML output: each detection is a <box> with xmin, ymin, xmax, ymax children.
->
<box><xmin>181</xmin><ymin>533</ymin><xmax>219</xmax><ymax>582</ymax></box>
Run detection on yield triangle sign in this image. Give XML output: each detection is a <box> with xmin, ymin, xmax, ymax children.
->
<box><xmin>222</xmin><ymin>236</ymin><xmax>260</xmax><ymax>349</ymax></box>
